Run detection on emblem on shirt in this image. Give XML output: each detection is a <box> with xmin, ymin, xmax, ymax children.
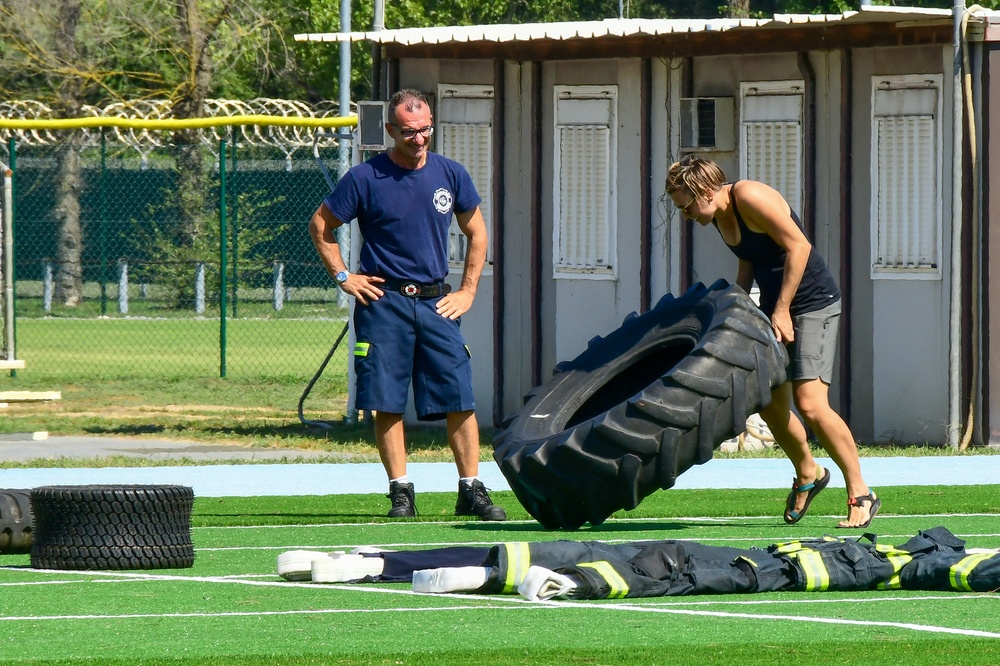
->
<box><xmin>432</xmin><ymin>188</ymin><xmax>454</xmax><ymax>215</ymax></box>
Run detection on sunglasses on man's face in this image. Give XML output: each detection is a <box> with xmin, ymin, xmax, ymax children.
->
<box><xmin>391</xmin><ymin>125</ymin><xmax>434</xmax><ymax>140</ymax></box>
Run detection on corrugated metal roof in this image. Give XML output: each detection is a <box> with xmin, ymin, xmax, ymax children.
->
<box><xmin>294</xmin><ymin>7</ymin><xmax>964</xmax><ymax>45</ymax></box>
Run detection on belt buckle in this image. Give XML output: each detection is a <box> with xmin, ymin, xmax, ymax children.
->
<box><xmin>401</xmin><ymin>282</ymin><xmax>421</xmax><ymax>297</ymax></box>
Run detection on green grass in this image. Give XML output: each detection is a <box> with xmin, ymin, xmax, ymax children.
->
<box><xmin>2</xmin><ymin>486</ymin><xmax>999</xmax><ymax>665</ymax></box>
<box><xmin>2</xmin><ymin>314</ymin><xmax>368</xmax><ymax>453</ymax></box>
<box><xmin>4</xmin><ymin>314</ymin><xmax>999</xmax><ymax>461</ymax></box>
<box><xmin>13</xmin><ymin>316</ymin><xmax>351</xmax><ymax>380</ymax></box>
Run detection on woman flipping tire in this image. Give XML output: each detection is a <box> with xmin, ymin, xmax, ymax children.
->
<box><xmin>492</xmin><ymin>279</ymin><xmax>788</xmax><ymax>530</ymax></box>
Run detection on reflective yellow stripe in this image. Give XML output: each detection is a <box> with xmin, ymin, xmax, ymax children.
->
<box><xmin>874</xmin><ymin>545</ymin><xmax>910</xmax><ymax>556</ymax></box>
<box><xmin>874</xmin><ymin>545</ymin><xmax>912</xmax><ymax>591</ymax></box>
<box><xmin>353</xmin><ymin>342</ymin><xmax>370</xmax><ymax>357</ymax></box>
<box><xmin>501</xmin><ymin>542</ymin><xmax>531</xmax><ymax>593</ymax></box>
<box><xmin>775</xmin><ymin>536</ymin><xmax>839</xmax><ymax>554</ymax></box>
<box><xmin>875</xmin><ymin>553</ymin><xmax>912</xmax><ymax>590</ymax></box>
<box><xmin>790</xmin><ymin>550</ymin><xmax>830</xmax><ymax>591</ymax></box>
<box><xmin>774</xmin><ymin>541</ymin><xmax>805</xmax><ymax>554</ymax></box>
<box><xmin>578</xmin><ymin>561</ymin><xmax>629</xmax><ymax>599</ymax></box>
<box><xmin>950</xmin><ymin>552</ymin><xmax>995</xmax><ymax>591</ymax></box>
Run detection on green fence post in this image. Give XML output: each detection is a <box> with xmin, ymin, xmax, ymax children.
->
<box><xmin>219</xmin><ymin>138</ymin><xmax>228</xmax><ymax>378</ymax></box>
<box><xmin>7</xmin><ymin>137</ymin><xmax>16</xmax><ymax>378</ymax></box>
<box><xmin>99</xmin><ymin>130</ymin><xmax>108</xmax><ymax>315</ymax></box>
<box><xmin>231</xmin><ymin>130</ymin><xmax>239</xmax><ymax>318</ymax></box>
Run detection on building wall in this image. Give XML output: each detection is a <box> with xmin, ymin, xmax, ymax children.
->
<box><xmin>987</xmin><ymin>42</ymin><xmax>1000</xmax><ymax>446</ymax></box>
<box><xmin>848</xmin><ymin>44</ymin><xmax>953</xmax><ymax>444</ymax></box>
<box><xmin>498</xmin><ymin>60</ymin><xmax>538</xmax><ymax>419</ymax></box>
<box><xmin>387</xmin><ymin>39</ymin><xmax>961</xmax><ymax>444</ymax></box>
<box><xmin>678</xmin><ymin>46</ymin><xmax>954</xmax><ymax>444</ymax></box>
<box><xmin>681</xmin><ymin>51</ymin><xmax>849</xmax><ymax>405</ymax></box>
<box><xmin>540</xmin><ymin>59</ymin><xmax>644</xmax><ymax>388</ymax></box>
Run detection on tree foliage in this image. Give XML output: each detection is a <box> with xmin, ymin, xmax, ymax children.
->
<box><xmin>0</xmin><ymin>0</ymin><xmax>298</xmax><ymax>106</ymax></box>
<box><xmin>3</xmin><ymin>0</ymin><xmax>996</xmax><ymax>107</ymax></box>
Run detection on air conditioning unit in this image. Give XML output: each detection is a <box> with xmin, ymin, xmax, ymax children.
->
<box><xmin>679</xmin><ymin>97</ymin><xmax>735</xmax><ymax>152</ymax></box>
<box><xmin>357</xmin><ymin>101</ymin><xmax>391</xmax><ymax>151</ymax></box>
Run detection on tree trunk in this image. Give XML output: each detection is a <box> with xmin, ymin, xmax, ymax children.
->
<box><xmin>53</xmin><ymin>135</ymin><xmax>85</xmax><ymax>306</ymax></box>
<box><xmin>727</xmin><ymin>0</ymin><xmax>750</xmax><ymax>18</ymax></box>
<box><xmin>52</xmin><ymin>0</ymin><xmax>85</xmax><ymax>307</ymax></box>
<box><xmin>170</xmin><ymin>0</ymin><xmax>215</xmax><ymax>307</ymax></box>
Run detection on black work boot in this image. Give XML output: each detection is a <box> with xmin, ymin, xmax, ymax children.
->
<box><xmin>386</xmin><ymin>481</ymin><xmax>415</xmax><ymax>518</ymax></box>
<box><xmin>455</xmin><ymin>479</ymin><xmax>506</xmax><ymax>521</ymax></box>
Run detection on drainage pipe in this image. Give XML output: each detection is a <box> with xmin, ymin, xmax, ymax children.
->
<box><xmin>948</xmin><ymin>1</ymin><xmax>966</xmax><ymax>447</ymax></box>
<box><xmin>959</xmin><ymin>6</ymin><xmax>983</xmax><ymax>449</ymax></box>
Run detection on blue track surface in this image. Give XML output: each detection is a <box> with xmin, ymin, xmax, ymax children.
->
<box><xmin>1</xmin><ymin>456</ymin><xmax>996</xmax><ymax>497</ymax></box>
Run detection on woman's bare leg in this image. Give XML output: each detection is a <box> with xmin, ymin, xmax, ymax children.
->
<box><xmin>792</xmin><ymin>378</ymin><xmax>876</xmax><ymax>528</ymax></box>
<box><xmin>757</xmin><ymin>382</ymin><xmax>824</xmax><ymax>518</ymax></box>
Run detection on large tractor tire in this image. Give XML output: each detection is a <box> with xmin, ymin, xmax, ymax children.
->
<box><xmin>0</xmin><ymin>489</ymin><xmax>33</xmax><ymax>554</ymax></box>
<box><xmin>493</xmin><ymin>280</ymin><xmax>788</xmax><ymax>530</ymax></box>
<box><xmin>29</xmin><ymin>485</ymin><xmax>195</xmax><ymax>570</ymax></box>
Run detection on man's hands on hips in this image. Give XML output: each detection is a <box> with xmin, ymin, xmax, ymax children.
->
<box><xmin>436</xmin><ymin>288</ymin><xmax>474</xmax><ymax>320</ymax></box>
<box><xmin>339</xmin><ymin>275</ymin><xmax>474</xmax><ymax>318</ymax></box>
<box><xmin>341</xmin><ymin>275</ymin><xmax>385</xmax><ymax>306</ymax></box>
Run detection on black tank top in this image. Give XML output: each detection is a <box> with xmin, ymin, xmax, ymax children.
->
<box><xmin>714</xmin><ymin>181</ymin><xmax>840</xmax><ymax>317</ymax></box>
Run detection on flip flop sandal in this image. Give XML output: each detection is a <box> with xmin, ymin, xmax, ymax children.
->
<box><xmin>783</xmin><ymin>467</ymin><xmax>831</xmax><ymax>524</ymax></box>
<box><xmin>837</xmin><ymin>492</ymin><xmax>882</xmax><ymax>529</ymax></box>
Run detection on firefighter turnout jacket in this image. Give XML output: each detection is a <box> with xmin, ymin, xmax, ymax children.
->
<box><xmin>487</xmin><ymin>526</ymin><xmax>1000</xmax><ymax>600</ymax></box>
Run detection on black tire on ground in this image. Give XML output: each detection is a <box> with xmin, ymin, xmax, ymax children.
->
<box><xmin>492</xmin><ymin>279</ymin><xmax>788</xmax><ymax>530</ymax></box>
<box><xmin>0</xmin><ymin>489</ymin><xmax>33</xmax><ymax>554</ymax></box>
<box><xmin>29</xmin><ymin>485</ymin><xmax>195</xmax><ymax>570</ymax></box>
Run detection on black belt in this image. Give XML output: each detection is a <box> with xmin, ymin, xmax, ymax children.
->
<box><xmin>380</xmin><ymin>277</ymin><xmax>452</xmax><ymax>299</ymax></box>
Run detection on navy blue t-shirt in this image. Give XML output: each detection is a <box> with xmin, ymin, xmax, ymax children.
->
<box><xmin>323</xmin><ymin>151</ymin><xmax>481</xmax><ymax>283</ymax></box>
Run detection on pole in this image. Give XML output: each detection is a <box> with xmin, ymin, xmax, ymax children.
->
<box><xmin>99</xmin><ymin>130</ymin><xmax>108</xmax><ymax>315</ymax></box>
<box><xmin>948</xmin><ymin>0</ymin><xmax>966</xmax><ymax>446</ymax></box>
<box><xmin>230</xmin><ymin>131</ymin><xmax>239</xmax><ymax>318</ymax></box>
<box><xmin>372</xmin><ymin>0</ymin><xmax>384</xmax><ymax>99</ymax></box>
<box><xmin>219</xmin><ymin>139</ymin><xmax>228</xmax><ymax>378</ymax></box>
<box><xmin>2</xmin><ymin>161</ymin><xmax>14</xmax><ymax>368</ymax></box>
<box><xmin>336</xmin><ymin>0</ymin><xmax>352</xmax><ymax>309</ymax></box>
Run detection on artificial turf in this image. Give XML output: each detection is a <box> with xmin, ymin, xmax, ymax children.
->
<box><xmin>1</xmin><ymin>485</ymin><xmax>998</xmax><ymax>666</ymax></box>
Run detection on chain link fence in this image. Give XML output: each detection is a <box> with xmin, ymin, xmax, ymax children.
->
<box><xmin>1</xmin><ymin>117</ymin><xmax>352</xmax><ymax>399</ymax></box>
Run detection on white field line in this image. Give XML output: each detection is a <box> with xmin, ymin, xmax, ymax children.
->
<box><xmin>552</xmin><ymin>601</ymin><xmax>1000</xmax><ymax>639</ymax></box>
<box><xmin>1</xmin><ymin>569</ymin><xmax>998</xmax><ymax>640</ymax></box>
<box><xmin>0</xmin><ymin>605</ymin><xmax>526</xmax><ymax>622</ymax></box>
<box><xmin>197</xmin><ymin>533</ymin><xmax>1000</xmax><ymax>553</ymax></box>
<box><xmin>197</xmin><ymin>513</ymin><xmax>1000</xmax><ymax>531</ymax></box>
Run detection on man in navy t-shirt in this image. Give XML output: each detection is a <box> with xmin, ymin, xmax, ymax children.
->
<box><xmin>309</xmin><ymin>89</ymin><xmax>505</xmax><ymax>521</ymax></box>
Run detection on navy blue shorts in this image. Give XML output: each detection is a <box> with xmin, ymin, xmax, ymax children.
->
<box><xmin>353</xmin><ymin>290</ymin><xmax>475</xmax><ymax>421</ymax></box>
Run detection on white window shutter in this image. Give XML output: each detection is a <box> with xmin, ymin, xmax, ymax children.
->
<box><xmin>740</xmin><ymin>82</ymin><xmax>804</xmax><ymax>214</ymax></box>
<box><xmin>870</xmin><ymin>76</ymin><xmax>942</xmax><ymax>277</ymax></box>
<box><xmin>553</xmin><ymin>86</ymin><xmax>617</xmax><ymax>275</ymax></box>
<box><xmin>875</xmin><ymin>116</ymin><xmax>936</xmax><ymax>268</ymax></box>
<box><xmin>436</xmin><ymin>86</ymin><xmax>493</xmax><ymax>266</ymax></box>
<box><xmin>743</xmin><ymin>121</ymin><xmax>802</xmax><ymax>214</ymax></box>
<box><xmin>558</xmin><ymin>126</ymin><xmax>611</xmax><ymax>268</ymax></box>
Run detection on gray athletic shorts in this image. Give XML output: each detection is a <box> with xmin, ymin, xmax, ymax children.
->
<box><xmin>787</xmin><ymin>299</ymin><xmax>842</xmax><ymax>384</ymax></box>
